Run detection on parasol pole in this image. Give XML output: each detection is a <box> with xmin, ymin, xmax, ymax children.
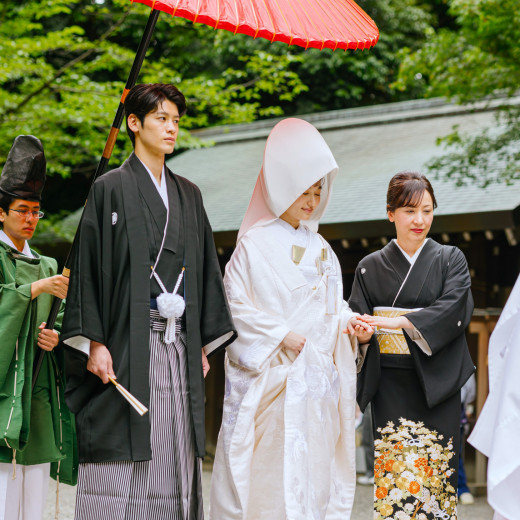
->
<box><xmin>32</xmin><ymin>8</ymin><xmax>161</xmax><ymax>389</ymax></box>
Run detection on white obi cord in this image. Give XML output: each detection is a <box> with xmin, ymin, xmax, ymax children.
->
<box><xmin>153</xmin><ymin>268</ymin><xmax>185</xmax><ymax>344</ymax></box>
<box><xmin>150</xmin><ymin>204</ymin><xmax>185</xmax><ymax>345</ymax></box>
<box><xmin>316</xmin><ymin>236</ymin><xmax>338</xmax><ymax>315</ymax></box>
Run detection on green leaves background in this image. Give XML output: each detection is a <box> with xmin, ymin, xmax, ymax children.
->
<box><xmin>1</xmin><ymin>0</ymin><xmax>518</xmax><ymax>218</ymax></box>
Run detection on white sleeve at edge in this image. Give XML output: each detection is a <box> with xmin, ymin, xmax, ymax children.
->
<box><xmin>203</xmin><ymin>331</ymin><xmax>235</xmax><ymax>357</ymax></box>
<box><xmin>407</xmin><ymin>327</ymin><xmax>432</xmax><ymax>355</ymax></box>
<box><xmin>63</xmin><ymin>335</ymin><xmax>91</xmax><ymax>356</ymax></box>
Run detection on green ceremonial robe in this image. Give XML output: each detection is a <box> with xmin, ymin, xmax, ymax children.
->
<box><xmin>0</xmin><ymin>241</ymin><xmax>77</xmax><ymax>485</ymax></box>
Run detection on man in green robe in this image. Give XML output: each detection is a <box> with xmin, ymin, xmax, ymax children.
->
<box><xmin>0</xmin><ymin>135</ymin><xmax>77</xmax><ymax>520</ymax></box>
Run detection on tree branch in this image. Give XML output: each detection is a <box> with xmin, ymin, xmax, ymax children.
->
<box><xmin>187</xmin><ymin>76</ymin><xmax>261</xmax><ymax>104</ymax></box>
<box><xmin>49</xmin><ymin>85</ymin><xmax>119</xmax><ymax>97</ymax></box>
<box><xmin>0</xmin><ymin>6</ymin><xmax>133</xmax><ymax>124</ymax></box>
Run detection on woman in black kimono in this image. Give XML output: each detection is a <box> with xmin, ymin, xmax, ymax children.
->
<box><xmin>349</xmin><ymin>172</ymin><xmax>474</xmax><ymax>520</ymax></box>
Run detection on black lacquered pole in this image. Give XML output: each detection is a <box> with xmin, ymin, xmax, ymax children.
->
<box><xmin>32</xmin><ymin>8</ymin><xmax>161</xmax><ymax>389</ymax></box>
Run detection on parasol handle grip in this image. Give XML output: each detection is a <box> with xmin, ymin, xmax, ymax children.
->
<box><xmin>32</xmin><ymin>267</ymin><xmax>70</xmax><ymax>390</ymax></box>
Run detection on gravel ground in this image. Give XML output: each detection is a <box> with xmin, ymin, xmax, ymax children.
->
<box><xmin>45</xmin><ymin>470</ymin><xmax>494</xmax><ymax>520</ymax></box>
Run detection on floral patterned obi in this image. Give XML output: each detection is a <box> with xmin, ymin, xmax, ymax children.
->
<box><xmin>374</xmin><ymin>307</ymin><xmax>417</xmax><ymax>355</ymax></box>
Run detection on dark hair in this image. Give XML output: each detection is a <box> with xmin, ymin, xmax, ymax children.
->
<box><xmin>387</xmin><ymin>171</ymin><xmax>437</xmax><ymax>212</ymax></box>
<box><xmin>0</xmin><ymin>192</ymin><xmax>13</xmax><ymax>229</ymax></box>
<box><xmin>124</xmin><ymin>84</ymin><xmax>187</xmax><ymax>146</ymax></box>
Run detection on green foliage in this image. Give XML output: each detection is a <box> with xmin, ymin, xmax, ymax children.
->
<box><xmin>0</xmin><ymin>0</ymin><xmax>445</xmax><ymax>215</ymax></box>
<box><xmin>286</xmin><ymin>0</ymin><xmax>436</xmax><ymax>112</ymax></box>
<box><xmin>427</xmin><ymin>107</ymin><xmax>520</xmax><ymax>187</ymax></box>
<box><xmin>180</xmin><ymin>0</ymin><xmax>437</xmax><ymax>115</ymax></box>
<box><xmin>1</xmin><ymin>0</ymin><xmax>136</xmax><ymax>188</ymax></box>
<box><xmin>31</xmin><ymin>209</ymin><xmax>78</xmax><ymax>246</ymax></box>
<box><xmin>395</xmin><ymin>0</ymin><xmax>520</xmax><ymax>186</ymax></box>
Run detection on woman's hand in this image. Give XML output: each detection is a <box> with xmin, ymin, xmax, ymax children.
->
<box><xmin>87</xmin><ymin>341</ymin><xmax>116</xmax><ymax>384</ymax></box>
<box><xmin>202</xmin><ymin>349</ymin><xmax>210</xmax><ymax>378</ymax></box>
<box><xmin>31</xmin><ymin>274</ymin><xmax>69</xmax><ymax>300</ymax></box>
<box><xmin>281</xmin><ymin>331</ymin><xmax>306</xmax><ymax>355</ymax></box>
<box><xmin>344</xmin><ymin>317</ymin><xmax>374</xmax><ymax>343</ymax></box>
<box><xmin>37</xmin><ymin>322</ymin><xmax>60</xmax><ymax>351</ymax></box>
<box><xmin>359</xmin><ymin>314</ymin><xmax>413</xmax><ymax>331</ymax></box>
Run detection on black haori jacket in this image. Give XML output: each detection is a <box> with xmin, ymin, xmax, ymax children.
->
<box><xmin>349</xmin><ymin>239</ymin><xmax>475</xmax><ymax>411</ymax></box>
<box><xmin>61</xmin><ymin>153</ymin><xmax>236</xmax><ymax>462</ymax></box>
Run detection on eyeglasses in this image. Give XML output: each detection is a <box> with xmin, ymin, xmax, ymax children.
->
<box><xmin>9</xmin><ymin>209</ymin><xmax>45</xmax><ymax>219</ymax></box>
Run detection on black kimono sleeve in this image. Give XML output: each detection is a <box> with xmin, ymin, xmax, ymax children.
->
<box><xmin>61</xmin><ymin>181</ymin><xmax>107</xmax><ymax>346</ymax></box>
<box><xmin>60</xmin><ymin>181</ymin><xmax>112</xmax><ymax>413</ymax></box>
<box><xmin>199</xmin><ymin>207</ymin><xmax>237</xmax><ymax>357</ymax></box>
<box><xmin>349</xmin><ymin>262</ymin><xmax>381</xmax><ymax>412</ymax></box>
<box><xmin>405</xmin><ymin>247</ymin><xmax>473</xmax><ymax>356</ymax></box>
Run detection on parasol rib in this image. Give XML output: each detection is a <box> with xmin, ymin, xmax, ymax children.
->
<box><xmin>275</xmin><ymin>0</ymin><xmax>308</xmax><ymax>48</ymax></box>
<box><xmin>306</xmin><ymin>0</ymin><xmax>347</xmax><ymax>50</ymax></box>
<box><xmin>259</xmin><ymin>0</ymin><xmax>278</xmax><ymax>42</ymax></box>
<box><xmin>215</xmin><ymin>0</ymin><xmax>221</xmax><ymax>28</ymax></box>
<box><xmin>230</xmin><ymin>0</ymin><xmax>238</xmax><ymax>33</ymax></box>
<box><xmin>332</xmin><ymin>0</ymin><xmax>376</xmax><ymax>47</ymax></box>
<box><xmin>272</xmin><ymin>0</ymin><xmax>295</xmax><ymax>46</ymax></box>
<box><xmin>323</xmin><ymin>0</ymin><xmax>360</xmax><ymax>49</ymax></box>
<box><xmin>193</xmin><ymin>0</ymin><xmax>201</xmax><ymax>24</ymax></box>
<box><xmin>293</xmin><ymin>0</ymin><xmax>326</xmax><ymax>49</ymax></box>
<box><xmin>245</xmin><ymin>0</ymin><xmax>261</xmax><ymax>38</ymax></box>
<box><xmin>172</xmin><ymin>0</ymin><xmax>183</xmax><ymax>17</ymax></box>
<box><xmin>132</xmin><ymin>0</ymin><xmax>378</xmax><ymax>49</ymax></box>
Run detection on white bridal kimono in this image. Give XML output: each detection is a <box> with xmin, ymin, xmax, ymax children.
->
<box><xmin>469</xmin><ymin>274</ymin><xmax>520</xmax><ymax>520</ymax></box>
<box><xmin>210</xmin><ymin>220</ymin><xmax>358</xmax><ymax>520</ymax></box>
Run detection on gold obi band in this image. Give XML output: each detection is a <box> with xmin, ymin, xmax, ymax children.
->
<box><xmin>374</xmin><ymin>307</ymin><xmax>417</xmax><ymax>355</ymax></box>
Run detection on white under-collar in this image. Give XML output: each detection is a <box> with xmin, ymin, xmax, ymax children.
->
<box><xmin>393</xmin><ymin>238</ymin><xmax>429</xmax><ymax>266</ymax></box>
<box><xmin>0</xmin><ymin>230</ymin><xmax>34</xmax><ymax>258</ymax></box>
<box><xmin>273</xmin><ymin>219</ymin><xmax>310</xmax><ymax>249</ymax></box>
<box><xmin>137</xmin><ymin>157</ymin><xmax>169</xmax><ymax>210</ymax></box>
<box><xmin>276</xmin><ymin>218</ymin><xmax>307</xmax><ymax>236</ymax></box>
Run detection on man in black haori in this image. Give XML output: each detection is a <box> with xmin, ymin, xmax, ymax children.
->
<box><xmin>61</xmin><ymin>84</ymin><xmax>237</xmax><ymax>520</ymax></box>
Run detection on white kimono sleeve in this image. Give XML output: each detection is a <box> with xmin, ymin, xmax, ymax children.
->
<box><xmin>224</xmin><ymin>239</ymin><xmax>291</xmax><ymax>374</ymax></box>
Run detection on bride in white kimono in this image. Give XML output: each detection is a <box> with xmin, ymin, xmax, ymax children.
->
<box><xmin>210</xmin><ymin>118</ymin><xmax>372</xmax><ymax>520</ymax></box>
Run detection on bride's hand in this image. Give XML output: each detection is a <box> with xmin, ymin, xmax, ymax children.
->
<box><xmin>360</xmin><ymin>314</ymin><xmax>412</xmax><ymax>330</ymax></box>
<box><xmin>281</xmin><ymin>331</ymin><xmax>306</xmax><ymax>355</ymax></box>
<box><xmin>344</xmin><ymin>317</ymin><xmax>374</xmax><ymax>343</ymax></box>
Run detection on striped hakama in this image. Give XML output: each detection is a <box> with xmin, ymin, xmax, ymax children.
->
<box><xmin>74</xmin><ymin>310</ymin><xmax>203</xmax><ymax>520</ymax></box>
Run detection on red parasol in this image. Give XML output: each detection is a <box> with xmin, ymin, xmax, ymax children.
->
<box><xmin>98</xmin><ymin>0</ymin><xmax>378</xmax><ymax>181</ymax></box>
<box><xmin>33</xmin><ymin>0</ymin><xmax>378</xmax><ymax>385</ymax></box>
<box><xmin>131</xmin><ymin>0</ymin><xmax>379</xmax><ymax>50</ymax></box>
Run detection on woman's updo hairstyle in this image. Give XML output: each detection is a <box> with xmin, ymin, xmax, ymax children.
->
<box><xmin>387</xmin><ymin>171</ymin><xmax>437</xmax><ymax>212</ymax></box>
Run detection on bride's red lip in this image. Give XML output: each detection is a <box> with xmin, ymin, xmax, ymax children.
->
<box><xmin>411</xmin><ymin>229</ymin><xmax>423</xmax><ymax>232</ymax></box>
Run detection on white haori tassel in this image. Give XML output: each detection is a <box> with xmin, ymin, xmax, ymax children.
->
<box><xmin>154</xmin><ymin>267</ymin><xmax>185</xmax><ymax>344</ymax></box>
<box><xmin>157</xmin><ymin>293</ymin><xmax>185</xmax><ymax>344</ymax></box>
